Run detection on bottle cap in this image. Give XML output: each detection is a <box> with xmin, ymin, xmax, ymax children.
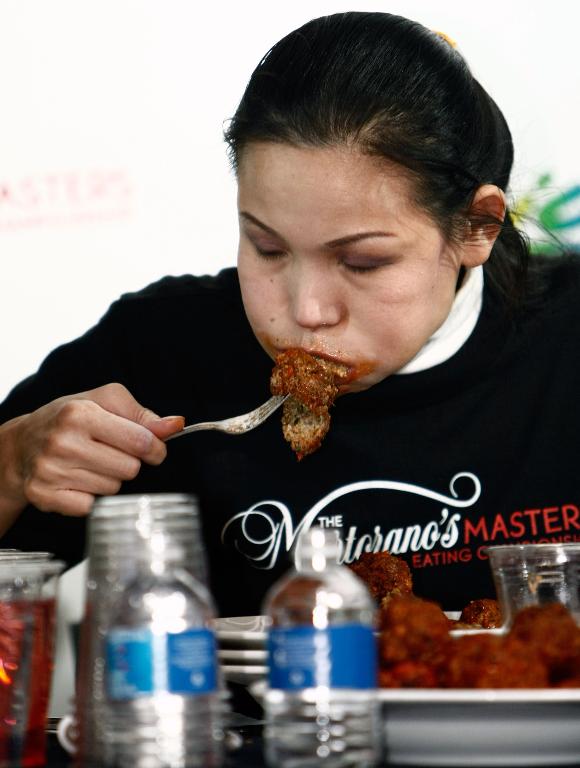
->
<box><xmin>294</xmin><ymin>528</ymin><xmax>341</xmax><ymax>572</ymax></box>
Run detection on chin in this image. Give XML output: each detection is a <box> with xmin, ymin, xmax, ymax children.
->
<box><xmin>254</xmin><ymin>335</ymin><xmax>278</xmax><ymax>361</ymax></box>
<box><xmin>339</xmin><ymin>378</ymin><xmax>377</xmax><ymax>395</ymax></box>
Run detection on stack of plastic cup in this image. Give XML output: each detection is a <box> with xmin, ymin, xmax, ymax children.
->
<box><xmin>0</xmin><ymin>551</ymin><xmax>53</xmax><ymax>561</ymax></box>
<box><xmin>74</xmin><ymin>493</ymin><xmax>218</xmax><ymax>767</ymax></box>
<box><xmin>0</xmin><ymin>553</ymin><xmax>65</xmax><ymax>767</ymax></box>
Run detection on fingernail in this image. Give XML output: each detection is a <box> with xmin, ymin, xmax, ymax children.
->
<box><xmin>161</xmin><ymin>415</ymin><xmax>186</xmax><ymax>429</ymax></box>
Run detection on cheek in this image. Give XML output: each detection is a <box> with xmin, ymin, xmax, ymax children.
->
<box><xmin>367</xmin><ymin>262</ymin><xmax>457</xmax><ymax>320</ymax></box>
<box><xmin>347</xmin><ymin>273</ymin><xmax>454</xmax><ymax>356</ymax></box>
<box><xmin>238</xmin><ymin>261</ymin><xmax>283</xmax><ymax>331</ymax></box>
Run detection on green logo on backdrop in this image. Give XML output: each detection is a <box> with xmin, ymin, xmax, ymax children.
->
<box><xmin>513</xmin><ymin>174</ymin><xmax>580</xmax><ymax>254</ymax></box>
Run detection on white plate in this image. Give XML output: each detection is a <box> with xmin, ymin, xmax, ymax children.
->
<box><xmin>212</xmin><ymin>616</ymin><xmax>268</xmax><ymax>647</ymax></box>
<box><xmin>212</xmin><ymin>613</ymin><xmax>495</xmax><ymax>649</ymax></box>
<box><xmin>222</xmin><ymin>664</ymin><xmax>269</xmax><ymax>686</ymax></box>
<box><xmin>218</xmin><ymin>648</ymin><xmax>268</xmax><ymax>663</ymax></box>
<box><xmin>379</xmin><ymin>688</ymin><xmax>580</xmax><ymax>766</ymax></box>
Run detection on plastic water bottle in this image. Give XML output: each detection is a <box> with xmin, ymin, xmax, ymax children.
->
<box><xmin>76</xmin><ymin>493</ymin><xmax>212</xmax><ymax>766</ymax></box>
<box><xmin>263</xmin><ymin>528</ymin><xmax>380</xmax><ymax>767</ymax></box>
<box><xmin>103</xmin><ymin>531</ymin><xmax>224</xmax><ymax>768</ymax></box>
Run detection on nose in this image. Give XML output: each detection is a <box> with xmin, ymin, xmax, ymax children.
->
<box><xmin>289</xmin><ymin>261</ymin><xmax>344</xmax><ymax>331</ymax></box>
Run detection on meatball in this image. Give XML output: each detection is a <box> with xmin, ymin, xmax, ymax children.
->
<box><xmin>379</xmin><ymin>660</ymin><xmax>439</xmax><ymax>688</ymax></box>
<box><xmin>279</xmin><ymin>399</ymin><xmax>330</xmax><ymax>459</ymax></box>
<box><xmin>270</xmin><ymin>348</ymin><xmax>343</xmax><ymax>413</ymax></box>
<box><xmin>443</xmin><ymin>634</ymin><xmax>548</xmax><ymax>688</ymax></box>
<box><xmin>459</xmin><ymin>598</ymin><xmax>503</xmax><ymax>628</ymax></box>
<box><xmin>349</xmin><ymin>551</ymin><xmax>413</xmax><ymax>606</ymax></box>
<box><xmin>270</xmin><ymin>348</ymin><xmax>348</xmax><ymax>459</ymax></box>
<box><xmin>378</xmin><ymin>595</ymin><xmax>452</xmax><ymax>682</ymax></box>
<box><xmin>509</xmin><ymin>603</ymin><xmax>580</xmax><ymax>684</ymax></box>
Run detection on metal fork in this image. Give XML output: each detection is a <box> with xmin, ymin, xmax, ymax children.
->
<box><xmin>165</xmin><ymin>394</ymin><xmax>288</xmax><ymax>441</ymax></box>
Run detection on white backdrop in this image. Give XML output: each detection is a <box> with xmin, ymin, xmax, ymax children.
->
<box><xmin>1</xmin><ymin>0</ymin><xmax>579</xmax><ymax>401</ymax></box>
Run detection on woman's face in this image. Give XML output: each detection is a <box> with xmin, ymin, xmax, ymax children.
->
<box><xmin>237</xmin><ymin>142</ymin><xmax>483</xmax><ymax>393</ymax></box>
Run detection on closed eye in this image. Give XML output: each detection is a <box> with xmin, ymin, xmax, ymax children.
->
<box><xmin>343</xmin><ymin>262</ymin><xmax>382</xmax><ymax>274</ymax></box>
<box><xmin>254</xmin><ymin>246</ymin><xmax>286</xmax><ymax>259</ymax></box>
<box><xmin>340</xmin><ymin>256</ymin><xmax>395</xmax><ymax>273</ymax></box>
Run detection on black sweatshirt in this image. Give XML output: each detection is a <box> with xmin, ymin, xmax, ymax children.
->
<box><xmin>2</xmin><ymin>259</ymin><xmax>580</xmax><ymax>616</ymax></box>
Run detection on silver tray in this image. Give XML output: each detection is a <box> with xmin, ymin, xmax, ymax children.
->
<box><xmin>251</xmin><ymin>683</ymin><xmax>580</xmax><ymax>766</ymax></box>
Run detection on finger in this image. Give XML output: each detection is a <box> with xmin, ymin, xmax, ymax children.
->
<box><xmin>29</xmin><ymin>486</ymin><xmax>96</xmax><ymax>517</ymax></box>
<box><xmin>90</xmin><ymin>427</ymin><xmax>165</xmax><ymax>469</ymax></box>
<box><xmin>34</xmin><ymin>419</ymin><xmax>143</xmax><ymax>482</ymax></box>
<box><xmin>62</xmin><ymin>468</ymin><xmax>123</xmax><ymax>498</ymax></box>
<box><xmin>90</xmin><ymin>417</ymin><xmax>167</xmax><ymax>466</ymax></box>
<box><xmin>25</xmin><ymin>461</ymin><xmax>122</xmax><ymax>504</ymax></box>
<box><xmin>139</xmin><ymin>435</ymin><xmax>168</xmax><ymax>466</ymax></box>
<box><xmin>68</xmin><ymin>440</ymin><xmax>142</xmax><ymax>483</ymax></box>
<box><xmin>50</xmin><ymin>489</ymin><xmax>97</xmax><ymax>517</ymax></box>
<box><xmin>60</xmin><ymin>404</ymin><xmax>162</xmax><ymax>463</ymax></box>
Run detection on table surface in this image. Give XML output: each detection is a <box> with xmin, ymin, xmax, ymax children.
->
<box><xmin>45</xmin><ymin>728</ymin><xmax>577</xmax><ymax>768</ymax></box>
<box><xmin>44</xmin><ymin>684</ymin><xmax>578</xmax><ymax>768</ymax></box>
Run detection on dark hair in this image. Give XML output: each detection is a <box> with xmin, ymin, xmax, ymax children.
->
<box><xmin>224</xmin><ymin>11</ymin><xmax>531</xmax><ymax>307</ymax></box>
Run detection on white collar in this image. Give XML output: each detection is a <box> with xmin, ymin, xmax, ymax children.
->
<box><xmin>396</xmin><ymin>265</ymin><xmax>484</xmax><ymax>375</ymax></box>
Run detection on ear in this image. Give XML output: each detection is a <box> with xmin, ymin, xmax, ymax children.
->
<box><xmin>460</xmin><ymin>184</ymin><xmax>506</xmax><ymax>268</ymax></box>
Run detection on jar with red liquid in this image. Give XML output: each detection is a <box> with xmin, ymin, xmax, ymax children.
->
<box><xmin>0</xmin><ymin>557</ymin><xmax>64</xmax><ymax>768</ymax></box>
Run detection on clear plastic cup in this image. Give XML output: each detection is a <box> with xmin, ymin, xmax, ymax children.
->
<box><xmin>567</xmin><ymin>550</ymin><xmax>580</xmax><ymax>624</ymax></box>
<box><xmin>486</xmin><ymin>543</ymin><xmax>580</xmax><ymax>626</ymax></box>
<box><xmin>0</xmin><ymin>559</ymin><xmax>65</xmax><ymax>767</ymax></box>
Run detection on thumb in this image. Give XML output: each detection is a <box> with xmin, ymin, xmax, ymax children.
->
<box><xmin>88</xmin><ymin>385</ymin><xmax>184</xmax><ymax>438</ymax></box>
<box><xmin>124</xmin><ymin>405</ymin><xmax>184</xmax><ymax>437</ymax></box>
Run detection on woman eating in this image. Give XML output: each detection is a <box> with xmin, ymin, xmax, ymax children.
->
<box><xmin>0</xmin><ymin>11</ymin><xmax>578</xmax><ymax>616</ymax></box>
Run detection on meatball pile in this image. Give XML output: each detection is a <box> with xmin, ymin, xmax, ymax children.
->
<box><xmin>378</xmin><ymin>596</ymin><xmax>580</xmax><ymax>689</ymax></box>
<box><xmin>348</xmin><ymin>550</ymin><xmax>503</xmax><ymax>628</ymax></box>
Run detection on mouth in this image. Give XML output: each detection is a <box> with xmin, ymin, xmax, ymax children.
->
<box><xmin>276</xmin><ymin>347</ymin><xmax>354</xmax><ymax>375</ymax></box>
<box><xmin>266</xmin><ymin>339</ymin><xmax>378</xmax><ymax>390</ymax></box>
<box><xmin>302</xmin><ymin>351</ymin><xmax>379</xmax><ymax>390</ymax></box>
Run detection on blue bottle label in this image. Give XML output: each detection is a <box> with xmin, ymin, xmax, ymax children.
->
<box><xmin>106</xmin><ymin>627</ymin><xmax>217</xmax><ymax>700</ymax></box>
<box><xmin>106</xmin><ymin>628</ymin><xmax>154</xmax><ymax>698</ymax></box>
<box><xmin>166</xmin><ymin>630</ymin><xmax>217</xmax><ymax>693</ymax></box>
<box><xmin>268</xmin><ymin>623</ymin><xmax>377</xmax><ymax>690</ymax></box>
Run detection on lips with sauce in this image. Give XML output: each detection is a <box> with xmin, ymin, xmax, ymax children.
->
<box><xmin>270</xmin><ymin>348</ymin><xmax>350</xmax><ymax>459</ymax></box>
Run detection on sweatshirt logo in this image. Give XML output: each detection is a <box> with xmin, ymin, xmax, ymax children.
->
<box><xmin>221</xmin><ymin>472</ymin><xmax>481</xmax><ymax>569</ymax></box>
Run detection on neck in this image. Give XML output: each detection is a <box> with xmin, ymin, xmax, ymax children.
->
<box><xmin>396</xmin><ymin>266</ymin><xmax>484</xmax><ymax>375</ymax></box>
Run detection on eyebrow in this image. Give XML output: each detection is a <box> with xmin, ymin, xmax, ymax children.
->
<box><xmin>239</xmin><ymin>211</ymin><xmax>395</xmax><ymax>248</ymax></box>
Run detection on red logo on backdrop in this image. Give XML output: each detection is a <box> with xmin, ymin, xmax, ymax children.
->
<box><xmin>0</xmin><ymin>169</ymin><xmax>133</xmax><ymax>229</ymax></box>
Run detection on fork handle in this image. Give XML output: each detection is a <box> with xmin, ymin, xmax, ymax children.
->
<box><xmin>165</xmin><ymin>423</ymin><xmax>220</xmax><ymax>441</ymax></box>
